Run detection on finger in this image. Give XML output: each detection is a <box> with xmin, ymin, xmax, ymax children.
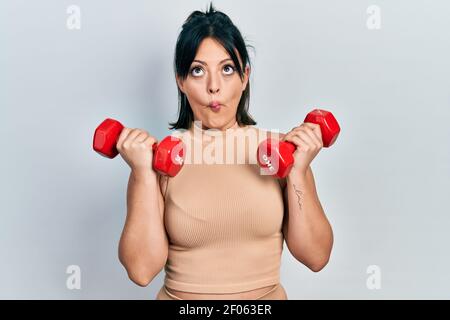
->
<box><xmin>281</xmin><ymin>132</ymin><xmax>292</xmax><ymax>143</ymax></box>
<box><xmin>122</xmin><ymin>129</ymin><xmax>142</xmax><ymax>147</ymax></box>
<box><xmin>284</xmin><ymin>135</ymin><xmax>306</xmax><ymax>150</ymax></box>
<box><xmin>298</xmin><ymin>126</ymin><xmax>323</xmax><ymax>148</ymax></box>
<box><xmin>125</xmin><ymin>129</ymin><xmax>144</xmax><ymax>143</ymax></box>
<box><xmin>133</xmin><ymin>131</ymin><xmax>150</xmax><ymax>143</ymax></box>
<box><xmin>302</xmin><ymin>122</ymin><xmax>322</xmax><ymax>141</ymax></box>
<box><xmin>290</xmin><ymin>126</ymin><xmax>300</xmax><ymax>133</ymax></box>
<box><xmin>283</xmin><ymin>130</ymin><xmax>301</xmax><ymax>145</ymax></box>
<box><xmin>117</xmin><ymin>127</ymin><xmax>132</xmax><ymax>148</ymax></box>
<box><xmin>143</xmin><ymin>136</ymin><xmax>158</xmax><ymax>147</ymax></box>
<box><xmin>292</xmin><ymin>130</ymin><xmax>317</xmax><ymax>150</ymax></box>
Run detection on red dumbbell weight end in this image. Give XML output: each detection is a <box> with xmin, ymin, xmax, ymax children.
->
<box><xmin>257</xmin><ymin>109</ymin><xmax>340</xmax><ymax>178</ymax></box>
<box><xmin>93</xmin><ymin>118</ymin><xmax>185</xmax><ymax>177</ymax></box>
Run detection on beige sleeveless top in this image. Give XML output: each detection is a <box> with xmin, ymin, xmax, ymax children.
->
<box><xmin>160</xmin><ymin>122</ymin><xmax>287</xmax><ymax>294</ymax></box>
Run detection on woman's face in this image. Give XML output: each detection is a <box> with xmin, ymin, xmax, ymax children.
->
<box><xmin>176</xmin><ymin>37</ymin><xmax>250</xmax><ymax>131</ymax></box>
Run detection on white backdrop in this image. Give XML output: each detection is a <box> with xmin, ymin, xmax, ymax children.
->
<box><xmin>1</xmin><ymin>0</ymin><xmax>449</xmax><ymax>299</ymax></box>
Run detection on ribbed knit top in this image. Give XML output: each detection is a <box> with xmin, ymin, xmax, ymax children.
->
<box><xmin>160</xmin><ymin>122</ymin><xmax>286</xmax><ymax>293</ymax></box>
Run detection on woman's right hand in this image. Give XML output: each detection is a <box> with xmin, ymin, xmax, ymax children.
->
<box><xmin>116</xmin><ymin>128</ymin><xmax>158</xmax><ymax>173</ymax></box>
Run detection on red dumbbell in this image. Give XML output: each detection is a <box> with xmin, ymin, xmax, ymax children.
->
<box><xmin>257</xmin><ymin>109</ymin><xmax>340</xmax><ymax>178</ymax></box>
<box><xmin>93</xmin><ymin>118</ymin><xmax>185</xmax><ymax>177</ymax></box>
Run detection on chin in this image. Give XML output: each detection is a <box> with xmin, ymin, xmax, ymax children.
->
<box><xmin>203</xmin><ymin>117</ymin><xmax>224</xmax><ymax>128</ymax></box>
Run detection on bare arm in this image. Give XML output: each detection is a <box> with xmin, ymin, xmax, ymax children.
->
<box><xmin>283</xmin><ymin>166</ymin><xmax>333</xmax><ymax>272</ymax></box>
<box><xmin>118</xmin><ymin>169</ymin><xmax>168</xmax><ymax>287</ymax></box>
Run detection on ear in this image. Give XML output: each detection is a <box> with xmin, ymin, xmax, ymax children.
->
<box><xmin>176</xmin><ymin>74</ymin><xmax>185</xmax><ymax>94</ymax></box>
<box><xmin>242</xmin><ymin>65</ymin><xmax>250</xmax><ymax>91</ymax></box>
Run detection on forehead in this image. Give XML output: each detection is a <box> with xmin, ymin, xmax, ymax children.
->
<box><xmin>194</xmin><ymin>37</ymin><xmax>241</xmax><ymax>65</ymax></box>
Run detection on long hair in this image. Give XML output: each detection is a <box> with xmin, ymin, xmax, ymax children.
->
<box><xmin>169</xmin><ymin>2</ymin><xmax>256</xmax><ymax>130</ymax></box>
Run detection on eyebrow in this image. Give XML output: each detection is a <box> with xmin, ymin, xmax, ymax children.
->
<box><xmin>192</xmin><ymin>58</ymin><xmax>233</xmax><ymax>66</ymax></box>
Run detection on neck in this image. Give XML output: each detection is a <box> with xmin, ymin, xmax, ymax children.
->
<box><xmin>193</xmin><ymin>120</ymin><xmax>240</xmax><ymax>132</ymax></box>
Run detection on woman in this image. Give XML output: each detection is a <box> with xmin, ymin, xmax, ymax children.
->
<box><xmin>116</xmin><ymin>3</ymin><xmax>334</xmax><ymax>300</ymax></box>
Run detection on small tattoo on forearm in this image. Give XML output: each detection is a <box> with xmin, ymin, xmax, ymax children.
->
<box><xmin>292</xmin><ymin>183</ymin><xmax>303</xmax><ymax>211</ymax></box>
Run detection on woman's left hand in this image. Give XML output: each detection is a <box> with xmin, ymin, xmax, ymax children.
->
<box><xmin>282</xmin><ymin>123</ymin><xmax>323</xmax><ymax>177</ymax></box>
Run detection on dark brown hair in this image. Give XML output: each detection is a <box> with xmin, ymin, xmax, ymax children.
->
<box><xmin>169</xmin><ymin>2</ymin><xmax>256</xmax><ymax>130</ymax></box>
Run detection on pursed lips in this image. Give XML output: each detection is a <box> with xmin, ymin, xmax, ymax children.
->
<box><xmin>208</xmin><ymin>101</ymin><xmax>222</xmax><ymax>110</ymax></box>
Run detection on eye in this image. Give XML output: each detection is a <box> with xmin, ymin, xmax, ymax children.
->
<box><xmin>190</xmin><ymin>66</ymin><xmax>204</xmax><ymax>77</ymax></box>
<box><xmin>223</xmin><ymin>64</ymin><xmax>236</xmax><ymax>75</ymax></box>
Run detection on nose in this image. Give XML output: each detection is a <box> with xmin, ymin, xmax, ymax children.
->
<box><xmin>209</xmin><ymin>87</ymin><xmax>219</xmax><ymax>94</ymax></box>
<box><xmin>208</xmin><ymin>73</ymin><xmax>220</xmax><ymax>94</ymax></box>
